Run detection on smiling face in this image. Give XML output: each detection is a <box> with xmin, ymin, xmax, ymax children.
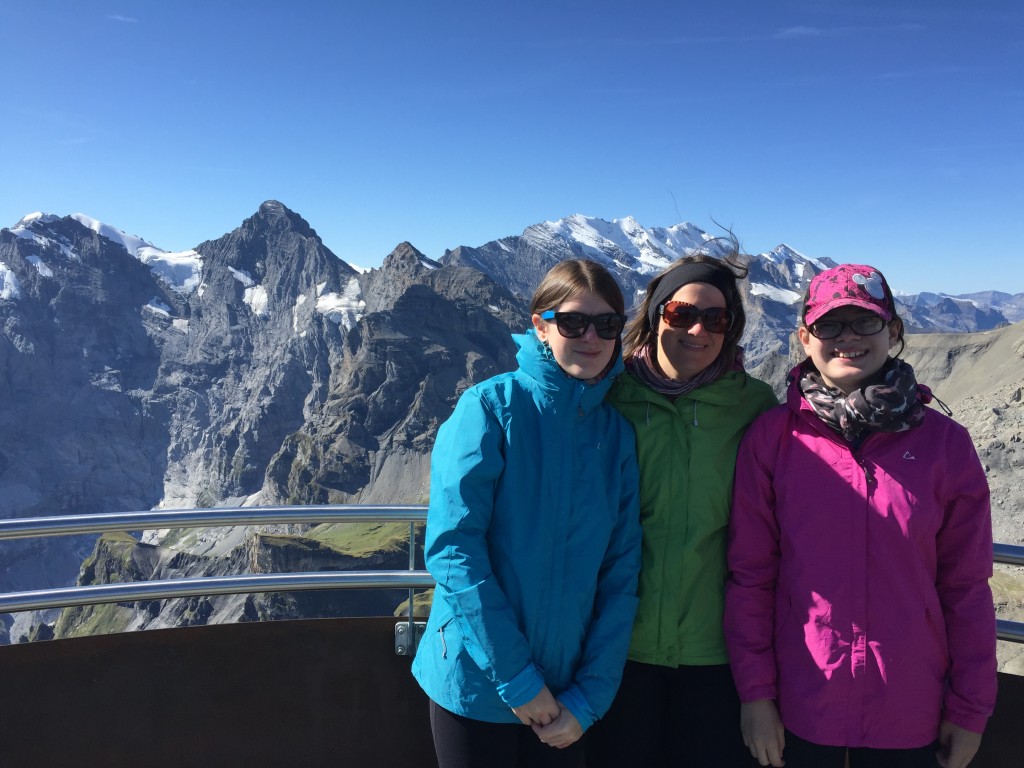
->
<box><xmin>798</xmin><ymin>306</ymin><xmax>900</xmax><ymax>394</ymax></box>
<box><xmin>532</xmin><ymin>290</ymin><xmax>618</xmax><ymax>381</ymax></box>
<box><xmin>655</xmin><ymin>282</ymin><xmax>726</xmax><ymax>381</ymax></box>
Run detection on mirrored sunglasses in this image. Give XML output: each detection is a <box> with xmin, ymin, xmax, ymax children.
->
<box><xmin>659</xmin><ymin>301</ymin><xmax>734</xmax><ymax>334</ymax></box>
<box><xmin>540</xmin><ymin>310</ymin><xmax>626</xmax><ymax>340</ymax></box>
<box><xmin>808</xmin><ymin>315</ymin><xmax>887</xmax><ymax>340</ymax></box>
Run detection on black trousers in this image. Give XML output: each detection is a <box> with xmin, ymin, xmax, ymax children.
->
<box><xmin>782</xmin><ymin>730</ymin><xmax>939</xmax><ymax>768</ymax></box>
<box><xmin>585</xmin><ymin>660</ymin><xmax>751</xmax><ymax>767</ymax></box>
<box><xmin>429</xmin><ymin>699</ymin><xmax>584</xmax><ymax>768</ymax></box>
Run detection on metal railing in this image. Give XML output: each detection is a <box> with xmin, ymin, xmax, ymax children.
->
<box><xmin>994</xmin><ymin>543</ymin><xmax>1024</xmax><ymax>644</ymax></box>
<box><xmin>1</xmin><ymin>507</ymin><xmax>1022</xmax><ymax>644</ymax></box>
<box><xmin>0</xmin><ymin>505</ymin><xmax>434</xmax><ymax>652</ymax></box>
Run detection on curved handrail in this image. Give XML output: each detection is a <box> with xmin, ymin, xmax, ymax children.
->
<box><xmin>994</xmin><ymin>543</ymin><xmax>1024</xmax><ymax>567</ymax></box>
<box><xmin>0</xmin><ymin>505</ymin><xmax>427</xmax><ymax>541</ymax></box>
<box><xmin>0</xmin><ymin>507</ymin><xmax>1021</xmax><ymax>645</ymax></box>
<box><xmin>0</xmin><ymin>570</ymin><xmax>435</xmax><ymax>613</ymax></box>
<box><xmin>993</xmin><ymin>543</ymin><xmax>1024</xmax><ymax>643</ymax></box>
<box><xmin>0</xmin><ymin>506</ymin><xmax>433</xmax><ymax>630</ymax></box>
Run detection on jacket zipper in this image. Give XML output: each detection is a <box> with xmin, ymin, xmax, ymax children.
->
<box><xmin>856</xmin><ymin>456</ymin><xmax>875</xmax><ymax>484</ymax></box>
<box><xmin>806</xmin><ymin>409</ymin><xmax>876</xmax><ymax>484</ymax></box>
<box><xmin>439</xmin><ymin>623</ymin><xmax>447</xmax><ymax>659</ymax></box>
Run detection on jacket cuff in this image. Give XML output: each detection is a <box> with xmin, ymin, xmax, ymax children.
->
<box><xmin>737</xmin><ymin>683</ymin><xmax>777</xmax><ymax>704</ymax></box>
<box><xmin>942</xmin><ymin>708</ymin><xmax>989</xmax><ymax>736</ymax></box>
<box><xmin>496</xmin><ymin>663</ymin><xmax>544</xmax><ymax>709</ymax></box>
<box><xmin>557</xmin><ymin>685</ymin><xmax>596</xmax><ymax>732</ymax></box>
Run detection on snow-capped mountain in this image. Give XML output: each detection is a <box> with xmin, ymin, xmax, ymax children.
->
<box><xmin>898</xmin><ymin>290</ymin><xmax>1024</xmax><ymax>328</ymax></box>
<box><xmin>1</xmin><ymin>202</ymin><xmax>1020</xmax><ymax>641</ymax></box>
<box><xmin>443</xmin><ymin>214</ymin><xmax>738</xmax><ymax>304</ymax></box>
<box><xmin>0</xmin><ymin>202</ymin><xmax>525</xmax><ymax>636</ymax></box>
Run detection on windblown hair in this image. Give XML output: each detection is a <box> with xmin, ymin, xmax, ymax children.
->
<box><xmin>622</xmin><ymin>239</ymin><xmax>749</xmax><ymax>368</ymax></box>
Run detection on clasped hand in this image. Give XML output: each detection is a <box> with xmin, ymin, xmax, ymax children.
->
<box><xmin>511</xmin><ymin>685</ymin><xmax>583</xmax><ymax>749</ymax></box>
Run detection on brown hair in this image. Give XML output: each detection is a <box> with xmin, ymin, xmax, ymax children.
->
<box><xmin>622</xmin><ymin>240</ymin><xmax>749</xmax><ymax>368</ymax></box>
<box><xmin>529</xmin><ymin>259</ymin><xmax>626</xmax><ymax>316</ymax></box>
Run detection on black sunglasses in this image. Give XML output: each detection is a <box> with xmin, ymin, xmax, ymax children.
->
<box><xmin>659</xmin><ymin>301</ymin><xmax>734</xmax><ymax>334</ymax></box>
<box><xmin>540</xmin><ymin>310</ymin><xmax>626</xmax><ymax>340</ymax></box>
<box><xmin>808</xmin><ymin>315</ymin><xmax>887</xmax><ymax>340</ymax></box>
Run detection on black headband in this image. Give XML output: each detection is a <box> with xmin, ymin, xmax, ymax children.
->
<box><xmin>646</xmin><ymin>262</ymin><xmax>734</xmax><ymax>327</ymax></box>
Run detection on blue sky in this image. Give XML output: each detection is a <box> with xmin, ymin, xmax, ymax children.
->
<box><xmin>2</xmin><ymin>1</ymin><xmax>1022</xmax><ymax>294</ymax></box>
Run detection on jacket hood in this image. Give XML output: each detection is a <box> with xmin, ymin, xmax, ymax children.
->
<box><xmin>513</xmin><ymin>329</ymin><xmax>624</xmax><ymax>413</ymax></box>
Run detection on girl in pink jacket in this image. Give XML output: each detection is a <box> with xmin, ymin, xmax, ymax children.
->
<box><xmin>724</xmin><ymin>264</ymin><xmax>996</xmax><ymax>768</ymax></box>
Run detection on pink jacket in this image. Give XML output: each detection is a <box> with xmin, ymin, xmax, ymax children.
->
<box><xmin>724</xmin><ymin>367</ymin><xmax>997</xmax><ymax>748</ymax></box>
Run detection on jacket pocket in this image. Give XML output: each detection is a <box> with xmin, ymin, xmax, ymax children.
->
<box><xmin>437</xmin><ymin>617</ymin><xmax>454</xmax><ymax>660</ymax></box>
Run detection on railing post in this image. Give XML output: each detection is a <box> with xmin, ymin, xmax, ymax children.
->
<box><xmin>408</xmin><ymin>520</ymin><xmax>416</xmax><ymax>648</ymax></box>
<box><xmin>394</xmin><ymin>520</ymin><xmax>426</xmax><ymax>657</ymax></box>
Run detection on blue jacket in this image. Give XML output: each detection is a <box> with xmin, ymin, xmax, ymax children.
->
<box><xmin>412</xmin><ymin>330</ymin><xmax>642</xmax><ymax>731</ymax></box>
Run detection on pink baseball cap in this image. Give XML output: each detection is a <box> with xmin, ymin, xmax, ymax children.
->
<box><xmin>803</xmin><ymin>264</ymin><xmax>894</xmax><ymax>326</ymax></box>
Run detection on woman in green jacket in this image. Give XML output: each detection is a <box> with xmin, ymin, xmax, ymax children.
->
<box><xmin>586</xmin><ymin>251</ymin><xmax>777</xmax><ymax>767</ymax></box>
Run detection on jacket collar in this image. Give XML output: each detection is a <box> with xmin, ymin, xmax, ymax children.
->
<box><xmin>513</xmin><ymin>329</ymin><xmax>623</xmax><ymax>414</ymax></box>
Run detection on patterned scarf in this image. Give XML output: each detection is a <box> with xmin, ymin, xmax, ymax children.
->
<box><xmin>627</xmin><ymin>342</ymin><xmax>739</xmax><ymax>398</ymax></box>
<box><xmin>799</xmin><ymin>357</ymin><xmax>930</xmax><ymax>442</ymax></box>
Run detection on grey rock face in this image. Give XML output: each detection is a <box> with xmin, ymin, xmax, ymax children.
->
<box><xmin>0</xmin><ymin>219</ymin><xmax>173</xmax><ymax>591</ymax></box>
<box><xmin>900</xmin><ymin>322</ymin><xmax>1024</xmax><ymax>549</ymax></box>
<box><xmin>0</xmin><ymin>202</ymin><xmax>524</xmax><ymax>607</ymax></box>
<box><xmin>3</xmin><ymin>205</ymin><xmax>1021</xmax><ymax>640</ymax></box>
<box><xmin>263</xmin><ymin>242</ymin><xmax>523</xmax><ymax>506</ymax></box>
<box><xmin>158</xmin><ymin>200</ymin><xmax>363</xmax><ymax>506</ymax></box>
<box><xmin>2</xmin><ymin>201</ymin><xmax>533</xmax><ymax>635</ymax></box>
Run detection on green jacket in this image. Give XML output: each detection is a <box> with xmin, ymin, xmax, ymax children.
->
<box><xmin>608</xmin><ymin>369</ymin><xmax>777</xmax><ymax>667</ymax></box>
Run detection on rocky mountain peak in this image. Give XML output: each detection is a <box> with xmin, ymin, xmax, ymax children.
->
<box><xmin>384</xmin><ymin>241</ymin><xmax>437</xmax><ymax>272</ymax></box>
<box><xmin>3</xmin><ymin>205</ymin><xmax>1022</xmax><ymax>644</ymax></box>
<box><xmin>250</xmin><ymin>200</ymin><xmax>318</xmax><ymax>239</ymax></box>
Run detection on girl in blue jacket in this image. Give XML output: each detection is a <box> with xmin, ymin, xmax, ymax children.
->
<box><xmin>412</xmin><ymin>259</ymin><xmax>643</xmax><ymax>767</ymax></box>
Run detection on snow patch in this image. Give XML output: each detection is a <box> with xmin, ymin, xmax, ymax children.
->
<box><xmin>70</xmin><ymin>212</ymin><xmax>154</xmax><ymax>257</ymax></box>
<box><xmin>228</xmin><ymin>267</ymin><xmax>254</xmax><ymax>286</ymax></box>
<box><xmin>14</xmin><ymin>212</ymin><xmax>203</xmax><ymax>292</ymax></box>
<box><xmin>144</xmin><ymin>299</ymin><xmax>172</xmax><ymax>316</ymax></box>
<box><xmin>72</xmin><ymin>213</ymin><xmax>205</xmax><ymax>290</ymax></box>
<box><xmin>316</xmin><ymin>276</ymin><xmax>364</xmax><ymax>330</ymax></box>
<box><xmin>26</xmin><ymin>255</ymin><xmax>53</xmax><ymax>277</ymax></box>
<box><xmin>10</xmin><ymin>216</ymin><xmax>78</xmax><ymax>260</ymax></box>
<box><xmin>750</xmin><ymin>283</ymin><xmax>802</xmax><ymax>304</ymax></box>
<box><xmin>244</xmin><ymin>284</ymin><xmax>270</xmax><ymax>316</ymax></box>
<box><xmin>292</xmin><ymin>294</ymin><xmax>308</xmax><ymax>333</ymax></box>
<box><xmin>139</xmin><ymin>249</ymin><xmax>202</xmax><ymax>293</ymax></box>
<box><xmin>0</xmin><ymin>262</ymin><xmax>21</xmax><ymax>300</ymax></box>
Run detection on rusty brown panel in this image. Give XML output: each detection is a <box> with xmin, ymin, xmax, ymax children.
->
<box><xmin>0</xmin><ymin>617</ymin><xmax>437</xmax><ymax>767</ymax></box>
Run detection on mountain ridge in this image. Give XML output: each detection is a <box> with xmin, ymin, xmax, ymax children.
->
<box><xmin>2</xmin><ymin>201</ymin><xmax>1021</xmax><ymax>642</ymax></box>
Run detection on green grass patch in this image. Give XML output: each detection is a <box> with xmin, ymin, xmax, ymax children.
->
<box><xmin>394</xmin><ymin>588</ymin><xmax>434</xmax><ymax>618</ymax></box>
<box><xmin>306</xmin><ymin>522</ymin><xmax>422</xmax><ymax>559</ymax></box>
<box><xmin>54</xmin><ymin>602</ymin><xmax>135</xmax><ymax>639</ymax></box>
